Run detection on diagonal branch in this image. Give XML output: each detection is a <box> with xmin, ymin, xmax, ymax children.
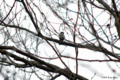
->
<box><xmin>21</xmin><ymin>0</ymin><xmax>42</xmax><ymax>36</ymax></box>
<box><xmin>97</xmin><ymin>0</ymin><xmax>115</xmax><ymax>16</ymax></box>
<box><xmin>97</xmin><ymin>0</ymin><xmax>120</xmax><ymax>39</ymax></box>
<box><xmin>0</xmin><ymin>49</ymin><xmax>88</xmax><ymax>80</ymax></box>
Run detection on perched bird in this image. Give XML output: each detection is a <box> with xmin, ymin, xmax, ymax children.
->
<box><xmin>59</xmin><ymin>32</ymin><xmax>65</xmax><ymax>41</ymax></box>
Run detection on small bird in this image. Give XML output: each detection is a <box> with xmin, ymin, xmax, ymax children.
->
<box><xmin>59</xmin><ymin>32</ymin><xmax>65</xmax><ymax>41</ymax></box>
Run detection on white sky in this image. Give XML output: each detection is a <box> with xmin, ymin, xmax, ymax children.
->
<box><xmin>0</xmin><ymin>0</ymin><xmax>120</xmax><ymax>80</ymax></box>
